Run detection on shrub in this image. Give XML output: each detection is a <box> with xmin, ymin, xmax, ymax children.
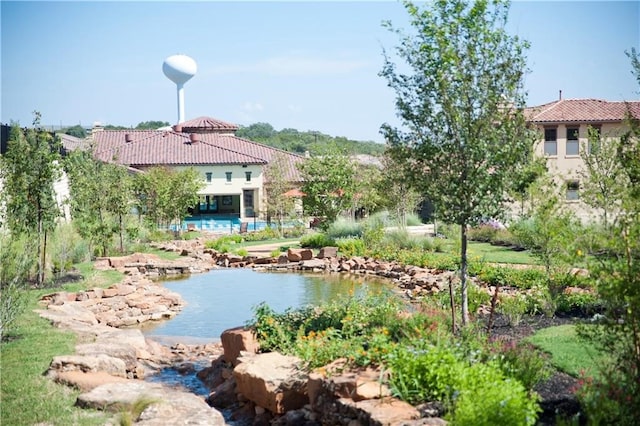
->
<box><xmin>326</xmin><ymin>218</ymin><xmax>362</xmax><ymax>239</ymax></box>
<box><xmin>204</xmin><ymin>235</ymin><xmax>243</xmax><ymax>252</ymax></box>
<box><xmin>450</xmin><ymin>362</ymin><xmax>540</xmax><ymax>426</ymax></box>
<box><xmin>498</xmin><ymin>294</ymin><xmax>529</xmax><ymax>326</ymax></box>
<box><xmin>388</xmin><ymin>342</ymin><xmax>462</xmax><ymax>405</ymax></box>
<box><xmin>0</xmin><ymin>234</ymin><xmax>35</xmax><ymax>339</ymax></box>
<box><xmin>487</xmin><ymin>339</ymin><xmax>552</xmax><ymax>391</ymax></box>
<box><xmin>243</xmin><ymin>227</ymin><xmax>279</xmax><ymax>242</ymax></box>
<box><xmin>555</xmin><ymin>291</ymin><xmax>602</xmax><ymax>316</ymax></box>
<box><xmin>404</xmin><ymin>212</ymin><xmax>423</xmax><ymax>226</ymax></box>
<box><xmin>479</xmin><ymin>266</ymin><xmax>546</xmax><ymax>290</ymax></box>
<box><xmin>468</xmin><ymin>224</ymin><xmax>498</xmax><ymax>242</ymax></box>
<box><xmin>234</xmin><ymin>248</ymin><xmax>249</xmax><ymax>257</ymax></box>
<box><xmin>337</xmin><ymin>238</ymin><xmax>366</xmax><ymax>257</ymax></box>
<box><xmin>270</xmin><ymin>249</ymin><xmax>282</xmax><ymax>257</ymax></box>
<box><xmin>299</xmin><ymin>232</ymin><xmax>336</xmax><ymax>248</ymax></box>
<box><xmin>50</xmin><ymin>224</ymin><xmax>90</xmax><ymax>277</ymax></box>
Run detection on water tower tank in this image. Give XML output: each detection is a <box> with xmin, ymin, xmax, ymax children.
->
<box><xmin>163</xmin><ymin>54</ymin><xmax>197</xmax><ymax>124</ymax></box>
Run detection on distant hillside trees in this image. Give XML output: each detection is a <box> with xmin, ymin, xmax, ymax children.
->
<box><xmin>236</xmin><ymin>123</ymin><xmax>385</xmax><ymax>156</ymax></box>
<box><xmin>61</xmin><ymin>125</ymin><xmax>86</xmax><ymax>138</ymax></box>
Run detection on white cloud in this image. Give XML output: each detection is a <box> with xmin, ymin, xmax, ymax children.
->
<box><xmin>209</xmin><ymin>53</ymin><xmax>369</xmax><ymax>77</ymax></box>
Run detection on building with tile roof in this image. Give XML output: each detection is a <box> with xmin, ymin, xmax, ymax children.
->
<box><xmin>90</xmin><ymin>117</ymin><xmax>305</xmax><ymax>230</ymax></box>
<box><xmin>525</xmin><ymin>97</ymin><xmax>640</xmax><ymax>222</ymax></box>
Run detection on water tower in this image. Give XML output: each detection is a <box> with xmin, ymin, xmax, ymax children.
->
<box><xmin>162</xmin><ymin>54</ymin><xmax>197</xmax><ymax>124</ymax></box>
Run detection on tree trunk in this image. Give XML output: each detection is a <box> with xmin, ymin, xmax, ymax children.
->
<box><xmin>41</xmin><ymin>230</ymin><xmax>48</xmax><ymax>286</ymax></box>
<box><xmin>119</xmin><ymin>214</ymin><xmax>124</xmax><ymax>253</ymax></box>
<box><xmin>37</xmin><ymin>209</ymin><xmax>44</xmax><ymax>287</ymax></box>
<box><xmin>460</xmin><ymin>223</ymin><xmax>470</xmax><ymax>326</ymax></box>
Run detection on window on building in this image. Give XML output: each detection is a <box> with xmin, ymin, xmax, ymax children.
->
<box><xmin>544</xmin><ymin>128</ymin><xmax>557</xmax><ymax>156</ymax></box>
<box><xmin>587</xmin><ymin>125</ymin><xmax>601</xmax><ymax>155</ymax></box>
<box><xmin>245</xmin><ymin>171</ymin><xmax>252</xmax><ymax>182</ymax></box>
<box><xmin>226</xmin><ymin>172</ymin><xmax>232</xmax><ymax>182</ymax></box>
<box><xmin>566</xmin><ymin>127</ymin><xmax>579</xmax><ymax>156</ymax></box>
<box><xmin>205</xmin><ymin>172</ymin><xmax>212</xmax><ymax>183</ymax></box>
<box><xmin>566</xmin><ymin>180</ymin><xmax>580</xmax><ymax>201</ymax></box>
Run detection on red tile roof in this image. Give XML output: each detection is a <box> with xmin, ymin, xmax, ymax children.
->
<box><xmin>178</xmin><ymin>116</ymin><xmax>239</xmax><ymax>133</ymax></box>
<box><xmin>91</xmin><ymin>126</ymin><xmax>304</xmax><ymax>182</ymax></box>
<box><xmin>525</xmin><ymin>99</ymin><xmax>640</xmax><ymax>124</ymax></box>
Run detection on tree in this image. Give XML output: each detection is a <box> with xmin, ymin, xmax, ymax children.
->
<box><xmin>263</xmin><ymin>153</ymin><xmax>296</xmax><ymax>235</ymax></box>
<box><xmin>135</xmin><ymin>121</ymin><xmax>170</xmax><ymax>130</ymax></box>
<box><xmin>65</xmin><ymin>150</ymin><xmax>133</xmax><ymax>256</ymax></box>
<box><xmin>61</xmin><ymin>124</ymin><xmax>86</xmax><ymax>138</ymax></box>
<box><xmin>380</xmin><ymin>0</ymin><xmax>532</xmax><ymax>325</ymax></box>
<box><xmin>0</xmin><ymin>113</ymin><xmax>61</xmax><ymax>286</ymax></box>
<box><xmin>378</xmin><ymin>153</ymin><xmax>422</xmax><ymax>227</ymax></box>
<box><xmin>133</xmin><ymin>167</ymin><xmax>203</xmax><ymax>231</ymax></box>
<box><xmin>574</xmin><ymin>48</ymin><xmax>640</xmax><ymax>424</ymax></box>
<box><xmin>297</xmin><ymin>147</ymin><xmax>357</xmax><ymax>229</ymax></box>
<box><xmin>578</xmin><ymin>126</ymin><xmax>627</xmax><ymax>229</ymax></box>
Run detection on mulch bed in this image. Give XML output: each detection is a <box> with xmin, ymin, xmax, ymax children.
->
<box><xmin>483</xmin><ymin>313</ymin><xmax>584</xmax><ymax>425</ymax></box>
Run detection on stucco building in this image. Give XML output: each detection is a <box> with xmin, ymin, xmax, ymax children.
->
<box><xmin>91</xmin><ymin>116</ymin><xmax>304</xmax><ymax>231</ymax></box>
<box><xmin>525</xmin><ymin>97</ymin><xmax>640</xmax><ymax>222</ymax></box>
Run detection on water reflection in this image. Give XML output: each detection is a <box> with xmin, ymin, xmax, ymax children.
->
<box><xmin>142</xmin><ymin>268</ymin><xmax>390</xmax><ymax>342</ymax></box>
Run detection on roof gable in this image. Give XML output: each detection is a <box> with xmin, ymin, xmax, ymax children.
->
<box><xmin>525</xmin><ymin>98</ymin><xmax>640</xmax><ymax>123</ymax></box>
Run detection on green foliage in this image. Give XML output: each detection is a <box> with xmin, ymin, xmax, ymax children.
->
<box><xmin>263</xmin><ymin>153</ymin><xmax>297</xmax><ymax>235</ymax></box>
<box><xmin>486</xmin><ymin>339</ymin><xmax>552</xmax><ymax>391</ymax></box>
<box><xmin>133</xmin><ymin>166</ymin><xmax>204</xmax><ymax>231</ymax></box>
<box><xmin>134</xmin><ymin>120</ymin><xmax>169</xmax><ymax>130</ymax></box>
<box><xmin>326</xmin><ymin>218</ymin><xmax>363</xmax><ymax>239</ymax></box>
<box><xmin>204</xmin><ymin>235</ymin><xmax>243</xmax><ymax>252</ymax></box>
<box><xmin>509</xmin><ymin>179</ymin><xmax>580</xmax><ymax>277</ymax></box>
<box><xmin>236</xmin><ymin>122</ymin><xmax>385</xmax><ymax>156</ymax></box>
<box><xmin>449</xmin><ymin>362</ymin><xmax>540</xmax><ymax>426</ymax></box>
<box><xmin>387</xmin><ymin>341</ymin><xmax>540</xmax><ymax>425</ymax></box>
<box><xmin>498</xmin><ymin>294</ymin><xmax>529</xmax><ymax>326</ymax></box>
<box><xmin>0</xmin><ymin>116</ymin><xmax>62</xmax><ymax>285</ymax></box>
<box><xmin>299</xmin><ymin>232</ymin><xmax>336</xmax><ymax>249</ymax></box>
<box><xmin>381</xmin><ymin>0</ymin><xmax>534</xmax><ymax>325</ymax></box>
<box><xmin>242</xmin><ymin>227</ymin><xmax>280</xmax><ymax>242</ymax></box>
<box><xmin>298</xmin><ymin>147</ymin><xmax>358</xmax><ymax>228</ymax></box>
<box><xmin>478</xmin><ymin>266</ymin><xmax>546</xmax><ymax>289</ymax></box>
<box><xmin>527</xmin><ymin>325</ymin><xmax>605</xmax><ymax>379</ymax></box>
<box><xmin>60</xmin><ymin>124</ymin><xmax>86</xmax><ymax>138</ymax></box>
<box><xmin>65</xmin><ymin>149</ymin><xmax>134</xmax><ymax>256</ymax></box>
<box><xmin>336</xmin><ymin>238</ymin><xmax>366</xmax><ymax>257</ymax></box>
<box><xmin>0</xmin><ymin>234</ymin><xmax>36</xmax><ymax>338</ymax></box>
<box><xmin>50</xmin><ymin>223</ymin><xmax>90</xmax><ymax>277</ymax></box>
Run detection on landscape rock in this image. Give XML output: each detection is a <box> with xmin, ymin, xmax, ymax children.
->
<box><xmin>220</xmin><ymin>326</ymin><xmax>260</xmax><ymax>365</ymax></box>
<box><xmin>76</xmin><ymin>381</ymin><xmax>225</xmax><ymax>425</ymax></box>
<box><xmin>318</xmin><ymin>246</ymin><xmax>338</xmax><ymax>259</ymax></box>
<box><xmin>234</xmin><ymin>352</ymin><xmax>308</xmax><ymax>414</ymax></box>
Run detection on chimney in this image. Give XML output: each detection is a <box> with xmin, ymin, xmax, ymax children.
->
<box><xmin>559</xmin><ymin>89</ymin><xmax>562</xmax><ymax>100</ymax></box>
<box><xmin>189</xmin><ymin>133</ymin><xmax>200</xmax><ymax>144</ymax></box>
<box><xmin>173</xmin><ymin>124</ymin><xmax>183</xmax><ymax>133</ymax></box>
<box><xmin>125</xmin><ymin>133</ymin><xmax>133</xmax><ymax>143</ymax></box>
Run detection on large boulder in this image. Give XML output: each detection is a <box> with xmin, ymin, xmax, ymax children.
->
<box><xmin>233</xmin><ymin>352</ymin><xmax>308</xmax><ymax>414</ymax></box>
<box><xmin>220</xmin><ymin>327</ymin><xmax>260</xmax><ymax>365</ymax></box>
<box><xmin>76</xmin><ymin>381</ymin><xmax>226</xmax><ymax>425</ymax></box>
<box><xmin>48</xmin><ymin>354</ymin><xmax>127</xmax><ymax>378</ymax></box>
<box><xmin>287</xmin><ymin>248</ymin><xmax>313</xmax><ymax>262</ymax></box>
<box><xmin>317</xmin><ymin>247</ymin><xmax>338</xmax><ymax>259</ymax></box>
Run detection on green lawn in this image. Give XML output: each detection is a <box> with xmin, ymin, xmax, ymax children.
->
<box><xmin>467</xmin><ymin>242</ymin><xmax>537</xmax><ymax>265</ymax></box>
<box><xmin>525</xmin><ymin>325</ymin><xmax>606</xmax><ymax>379</ymax></box>
<box><xmin>0</xmin><ymin>266</ymin><xmax>122</xmax><ymax>426</ymax></box>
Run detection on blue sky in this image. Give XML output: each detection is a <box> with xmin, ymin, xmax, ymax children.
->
<box><xmin>1</xmin><ymin>1</ymin><xmax>638</xmax><ymax>143</ymax></box>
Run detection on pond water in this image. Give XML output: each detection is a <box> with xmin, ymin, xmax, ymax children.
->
<box><xmin>142</xmin><ymin>268</ymin><xmax>391</xmax><ymax>343</ymax></box>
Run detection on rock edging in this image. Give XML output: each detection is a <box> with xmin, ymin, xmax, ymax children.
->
<box><xmin>37</xmin><ymin>255</ymin><xmax>226</xmax><ymax>425</ymax></box>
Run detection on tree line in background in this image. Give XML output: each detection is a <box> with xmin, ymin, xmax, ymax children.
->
<box><xmin>235</xmin><ymin>122</ymin><xmax>385</xmax><ymax>156</ymax></box>
<box><xmin>61</xmin><ymin>120</ymin><xmax>385</xmax><ymax>157</ymax></box>
<box><xmin>60</xmin><ymin>121</ymin><xmax>171</xmax><ymax>138</ymax></box>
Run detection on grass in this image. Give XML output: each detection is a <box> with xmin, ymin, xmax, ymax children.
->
<box><xmin>467</xmin><ymin>242</ymin><xmax>537</xmax><ymax>265</ymax></box>
<box><xmin>0</xmin><ymin>265</ymin><xmax>123</xmax><ymax>426</ymax></box>
<box><xmin>526</xmin><ymin>325</ymin><xmax>606</xmax><ymax>379</ymax></box>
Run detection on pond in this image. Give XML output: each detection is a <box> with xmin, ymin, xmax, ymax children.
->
<box><xmin>141</xmin><ymin>268</ymin><xmax>391</xmax><ymax>343</ymax></box>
